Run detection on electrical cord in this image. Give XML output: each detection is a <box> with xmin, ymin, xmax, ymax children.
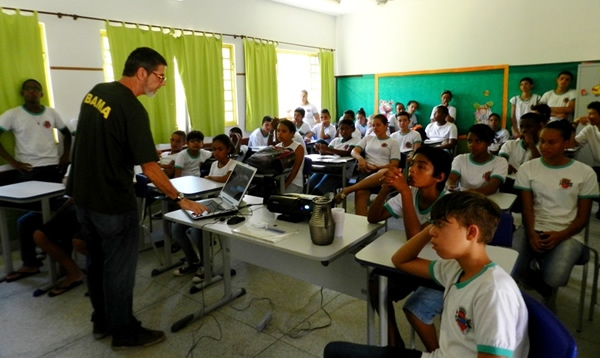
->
<box><xmin>278</xmin><ymin>287</ymin><xmax>332</xmax><ymax>339</ymax></box>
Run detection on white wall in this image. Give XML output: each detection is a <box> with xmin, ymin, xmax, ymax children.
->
<box><xmin>0</xmin><ymin>0</ymin><xmax>337</xmax><ymax>130</ymax></box>
<box><xmin>335</xmin><ymin>0</ymin><xmax>600</xmax><ymax>75</ymax></box>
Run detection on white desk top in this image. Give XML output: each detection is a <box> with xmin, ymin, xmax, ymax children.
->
<box><xmin>151</xmin><ymin>176</ymin><xmax>224</xmax><ymax>196</ymax></box>
<box><xmin>488</xmin><ymin>192</ymin><xmax>517</xmax><ymax>211</ymax></box>
<box><xmin>355</xmin><ymin>230</ymin><xmax>519</xmax><ymax>274</ymax></box>
<box><xmin>0</xmin><ymin>181</ymin><xmax>65</xmax><ymax>203</ymax></box>
<box><xmin>306</xmin><ymin>154</ymin><xmax>355</xmax><ymax>164</ymax></box>
<box><xmin>165</xmin><ymin>195</ymin><xmax>384</xmax><ymax>262</ymax></box>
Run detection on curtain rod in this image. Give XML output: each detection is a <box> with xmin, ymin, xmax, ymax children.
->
<box><xmin>1</xmin><ymin>7</ymin><xmax>334</xmax><ymax>52</ymax></box>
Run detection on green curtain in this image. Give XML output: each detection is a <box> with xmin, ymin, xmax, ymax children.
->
<box><xmin>243</xmin><ymin>38</ymin><xmax>278</xmax><ymax>132</ymax></box>
<box><xmin>0</xmin><ymin>9</ymin><xmax>47</xmax><ymax>164</ymax></box>
<box><xmin>106</xmin><ymin>23</ymin><xmax>177</xmax><ymax>143</ymax></box>
<box><xmin>319</xmin><ymin>49</ymin><xmax>335</xmax><ymax>118</ymax></box>
<box><xmin>174</xmin><ymin>33</ymin><xmax>225</xmax><ymax>136</ymax></box>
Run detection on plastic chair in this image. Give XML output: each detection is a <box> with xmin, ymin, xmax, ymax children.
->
<box><xmin>303</xmin><ymin>157</ymin><xmax>313</xmax><ymax>194</ymax></box>
<box><xmin>574</xmin><ymin>223</ymin><xmax>599</xmax><ymax>332</ymax></box>
<box><xmin>522</xmin><ymin>291</ymin><xmax>578</xmax><ymax>358</ymax></box>
<box><xmin>489</xmin><ymin>211</ymin><xmax>514</xmax><ymax>248</ymax></box>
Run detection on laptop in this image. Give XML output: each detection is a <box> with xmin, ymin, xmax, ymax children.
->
<box><xmin>184</xmin><ymin>162</ymin><xmax>257</xmax><ymax>220</ymax></box>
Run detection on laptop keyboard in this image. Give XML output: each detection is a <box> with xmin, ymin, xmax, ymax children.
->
<box><xmin>201</xmin><ymin>200</ymin><xmax>227</xmax><ymax>214</ymax></box>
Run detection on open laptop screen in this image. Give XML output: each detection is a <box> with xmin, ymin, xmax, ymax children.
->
<box><xmin>220</xmin><ymin>162</ymin><xmax>257</xmax><ymax>206</ymax></box>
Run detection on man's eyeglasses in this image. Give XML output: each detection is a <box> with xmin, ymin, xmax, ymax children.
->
<box><xmin>152</xmin><ymin>71</ymin><xmax>166</xmax><ymax>83</ymax></box>
<box><xmin>23</xmin><ymin>86</ymin><xmax>42</xmax><ymax>92</ymax></box>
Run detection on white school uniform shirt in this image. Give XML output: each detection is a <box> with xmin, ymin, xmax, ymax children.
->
<box><xmin>293</xmin><ymin>132</ymin><xmax>307</xmax><ymax>150</ymax></box>
<box><xmin>498</xmin><ymin>139</ymin><xmax>534</xmax><ymax>170</ymax></box>
<box><xmin>0</xmin><ymin>105</ymin><xmax>67</xmax><ymax>167</ymax></box>
<box><xmin>159</xmin><ymin>150</ymin><xmax>179</xmax><ymax>165</ymax></box>
<box><xmin>488</xmin><ymin>129</ymin><xmax>510</xmax><ymax>153</ymax></box>
<box><xmin>248</xmin><ymin>128</ymin><xmax>269</xmax><ymax>147</ymax></box>
<box><xmin>295</xmin><ymin>121</ymin><xmax>312</xmax><ymax>136</ymax></box>
<box><xmin>540</xmin><ymin>89</ymin><xmax>576</xmax><ymax>122</ymax></box>
<box><xmin>425</xmin><ymin>121</ymin><xmax>458</xmax><ymax>145</ymax></box>
<box><xmin>208</xmin><ymin>158</ymin><xmax>237</xmax><ymax>177</ymax></box>
<box><xmin>451</xmin><ymin>154</ymin><xmax>508</xmax><ymax>191</ymax></box>
<box><xmin>575</xmin><ymin>124</ymin><xmax>600</xmax><ymax>165</ymax></box>
<box><xmin>384</xmin><ymin>187</ymin><xmax>445</xmax><ymax>224</ymax></box>
<box><xmin>300</xmin><ymin>103</ymin><xmax>319</xmax><ymax>127</ymax></box>
<box><xmin>276</xmin><ymin>140</ymin><xmax>304</xmax><ymax>188</ymax></box>
<box><xmin>422</xmin><ymin>260</ymin><xmax>529</xmax><ymax>358</ymax></box>
<box><xmin>311</xmin><ymin>123</ymin><xmax>336</xmax><ymax>142</ymax></box>
<box><xmin>429</xmin><ymin>105</ymin><xmax>457</xmax><ymax>121</ymax></box>
<box><xmin>514</xmin><ymin>158</ymin><xmax>599</xmax><ymax>241</ymax></box>
<box><xmin>510</xmin><ymin>94</ymin><xmax>541</xmax><ymax>122</ymax></box>
<box><xmin>329</xmin><ymin>136</ymin><xmax>361</xmax><ymax>177</ymax></box>
<box><xmin>355</xmin><ymin>122</ymin><xmax>367</xmax><ymax>137</ymax></box>
<box><xmin>355</xmin><ymin>136</ymin><xmax>401</xmax><ymax>167</ymax></box>
<box><xmin>390</xmin><ymin>130</ymin><xmax>422</xmax><ymax>153</ymax></box>
<box><xmin>174</xmin><ymin>149</ymin><xmax>212</xmax><ymax>177</ymax></box>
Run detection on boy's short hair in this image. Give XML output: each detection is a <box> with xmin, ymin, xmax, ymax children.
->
<box><xmin>430</xmin><ymin>191</ymin><xmax>501</xmax><ymax>244</ymax></box>
<box><xmin>22</xmin><ymin>79</ymin><xmax>43</xmax><ymax>90</ymax></box>
<box><xmin>321</xmin><ymin>108</ymin><xmax>330</xmax><ymax>116</ymax></box>
<box><xmin>173</xmin><ymin>130</ymin><xmax>186</xmax><ymax>138</ymax></box>
<box><xmin>396</xmin><ymin>111</ymin><xmax>410</xmax><ymax>120</ymax></box>
<box><xmin>229</xmin><ymin>127</ymin><xmax>243</xmax><ymax>136</ymax></box>
<box><xmin>520</xmin><ymin>111</ymin><xmax>547</xmax><ymax>126</ymax></box>
<box><xmin>186</xmin><ymin>130</ymin><xmax>204</xmax><ymax>142</ymax></box>
<box><xmin>294</xmin><ymin>107</ymin><xmax>306</xmax><ymax>117</ymax></box>
<box><xmin>441</xmin><ymin>90</ymin><xmax>453</xmax><ymax>99</ymax></box>
<box><xmin>434</xmin><ymin>105</ymin><xmax>449</xmax><ymax>116</ymax></box>
<box><xmin>345</xmin><ymin>109</ymin><xmax>356</xmax><ymax>119</ymax></box>
<box><xmin>261</xmin><ymin>116</ymin><xmax>273</xmax><ymax>125</ymax></box>
<box><xmin>519</xmin><ymin>77</ymin><xmax>534</xmax><ymax>85</ymax></box>
<box><xmin>412</xmin><ymin>146</ymin><xmax>451</xmax><ymax>191</ymax></box>
<box><xmin>337</xmin><ymin>118</ymin><xmax>355</xmax><ymax>129</ymax></box>
<box><xmin>587</xmin><ymin>101</ymin><xmax>600</xmax><ymax>113</ymax></box>
<box><xmin>557</xmin><ymin>70</ymin><xmax>574</xmax><ymax>80</ymax></box>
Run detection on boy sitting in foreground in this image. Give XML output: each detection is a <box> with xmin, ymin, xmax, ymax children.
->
<box><xmin>324</xmin><ymin>191</ymin><xmax>529</xmax><ymax>358</ymax></box>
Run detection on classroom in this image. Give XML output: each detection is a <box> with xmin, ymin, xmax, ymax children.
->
<box><xmin>1</xmin><ymin>0</ymin><xmax>600</xmax><ymax>356</ymax></box>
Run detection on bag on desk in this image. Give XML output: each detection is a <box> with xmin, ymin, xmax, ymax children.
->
<box><xmin>245</xmin><ymin>146</ymin><xmax>296</xmax><ymax>174</ymax></box>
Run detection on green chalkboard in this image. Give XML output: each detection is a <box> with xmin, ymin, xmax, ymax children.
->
<box><xmin>336</xmin><ymin>75</ymin><xmax>375</xmax><ymax>120</ymax></box>
<box><xmin>378</xmin><ymin>69</ymin><xmax>505</xmax><ymax>134</ymax></box>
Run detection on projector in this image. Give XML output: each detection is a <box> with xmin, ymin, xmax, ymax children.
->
<box><xmin>267</xmin><ymin>193</ymin><xmax>324</xmax><ymax>222</ymax></box>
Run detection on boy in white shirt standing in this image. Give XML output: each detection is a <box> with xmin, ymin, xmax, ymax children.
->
<box><xmin>539</xmin><ymin>70</ymin><xmax>576</xmax><ymax>123</ymax></box>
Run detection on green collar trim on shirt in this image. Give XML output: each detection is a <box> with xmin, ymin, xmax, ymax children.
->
<box><xmin>455</xmin><ymin>262</ymin><xmax>496</xmax><ymax>289</ymax></box>
<box><xmin>376</xmin><ymin>136</ymin><xmax>391</xmax><ymax>140</ymax></box>
<box><xmin>21</xmin><ymin>105</ymin><xmax>46</xmax><ymax>116</ymax></box>
<box><xmin>468</xmin><ymin>153</ymin><xmax>495</xmax><ymax>165</ymax></box>
<box><xmin>415</xmin><ymin>189</ymin><xmax>446</xmax><ymax>215</ymax></box>
<box><xmin>340</xmin><ymin>137</ymin><xmax>354</xmax><ymax>143</ymax></box>
<box><xmin>186</xmin><ymin>148</ymin><xmax>200</xmax><ymax>159</ymax></box>
<box><xmin>540</xmin><ymin>158</ymin><xmax>573</xmax><ymax>169</ymax></box>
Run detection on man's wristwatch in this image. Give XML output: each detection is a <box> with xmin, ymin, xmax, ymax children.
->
<box><xmin>173</xmin><ymin>192</ymin><xmax>185</xmax><ymax>203</ymax></box>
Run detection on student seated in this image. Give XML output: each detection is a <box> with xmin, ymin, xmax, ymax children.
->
<box><xmin>310</xmin><ymin>109</ymin><xmax>336</xmax><ymax>143</ymax></box>
<box><xmin>159</xmin><ymin>130</ymin><xmax>186</xmax><ymax>178</ymax></box>
<box><xmin>309</xmin><ymin>119</ymin><xmax>360</xmax><ymax>196</ymax></box>
<box><xmin>229</xmin><ymin>126</ymin><xmax>248</xmax><ymax>162</ymax></box>
<box><xmin>324</xmin><ymin>191</ymin><xmax>530</xmax><ymax>358</ymax></box>
<box><xmin>172</xmin><ymin>134</ymin><xmax>237</xmax><ymax>282</ymax></box>
<box><xmin>334</xmin><ymin>114</ymin><xmax>401</xmax><ymax>216</ymax></box>
<box><xmin>355</xmin><ymin>108</ymin><xmax>368</xmax><ymax>138</ymax></box>
<box><xmin>429</xmin><ymin>90</ymin><xmax>456</xmax><ymax>123</ymax></box>
<box><xmin>513</xmin><ymin>119</ymin><xmax>599</xmax><ymax>311</ymax></box>
<box><xmin>424</xmin><ymin>105</ymin><xmax>457</xmax><ymax>152</ymax></box>
<box><xmin>248</xmin><ymin>116</ymin><xmax>272</xmax><ymax>147</ymax></box>
<box><xmin>390</xmin><ymin>111</ymin><xmax>422</xmax><ymax>169</ymax></box>
<box><xmin>487</xmin><ymin>113</ymin><xmax>510</xmax><ymax>155</ymax></box>
<box><xmin>446</xmin><ymin>124</ymin><xmax>508</xmax><ymax>195</ymax></box>
<box><xmin>293</xmin><ymin>107</ymin><xmax>314</xmax><ymax>141</ymax></box>
<box><xmin>406</xmin><ymin>100</ymin><xmax>419</xmax><ymax>128</ymax></box>
<box><xmin>367</xmin><ymin>146</ymin><xmax>450</xmax><ymax>350</ymax></box>
<box><xmin>173</xmin><ymin>130</ymin><xmax>212</xmax><ymax>177</ymax></box>
<box><xmin>275</xmin><ymin>119</ymin><xmax>305</xmax><ymax>194</ymax></box>
<box><xmin>268</xmin><ymin>117</ymin><xmax>307</xmax><ymax>151</ymax></box>
<box><xmin>389</xmin><ymin>102</ymin><xmax>405</xmax><ymax>134</ymax></box>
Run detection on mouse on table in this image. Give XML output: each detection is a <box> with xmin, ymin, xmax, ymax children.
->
<box><xmin>226</xmin><ymin>216</ymin><xmax>245</xmax><ymax>225</ymax></box>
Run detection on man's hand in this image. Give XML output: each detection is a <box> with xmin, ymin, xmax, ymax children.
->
<box><xmin>178</xmin><ymin>198</ymin><xmax>208</xmax><ymax>216</ymax></box>
<box><xmin>12</xmin><ymin>160</ymin><xmax>33</xmax><ymax>172</ymax></box>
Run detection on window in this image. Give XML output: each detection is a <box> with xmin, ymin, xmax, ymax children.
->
<box><xmin>276</xmin><ymin>50</ymin><xmax>321</xmax><ymax>119</ymax></box>
<box><xmin>222</xmin><ymin>44</ymin><xmax>237</xmax><ymax>127</ymax></box>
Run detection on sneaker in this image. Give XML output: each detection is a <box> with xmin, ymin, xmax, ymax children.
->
<box><xmin>111</xmin><ymin>327</ymin><xmax>165</xmax><ymax>351</ymax></box>
<box><xmin>192</xmin><ymin>268</ymin><xmax>205</xmax><ymax>283</ymax></box>
<box><xmin>173</xmin><ymin>263</ymin><xmax>199</xmax><ymax>276</ymax></box>
<box><xmin>93</xmin><ymin>322</ymin><xmax>110</xmax><ymax>340</ymax></box>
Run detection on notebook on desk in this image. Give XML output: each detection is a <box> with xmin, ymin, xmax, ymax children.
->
<box><xmin>184</xmin><ymin>162</ymin><xmax>257</xmax><ymax>220</ymax></box>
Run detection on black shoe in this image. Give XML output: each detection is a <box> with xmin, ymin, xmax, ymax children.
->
<box><xmin>93</xmin><ymin>322</ymin><xmax>110</xmax><ymax>340</ymax></box>
<box><xmin>111</xmin><ymin>327</ymin><xmax>165</xmax><ymax>351</ymax></box>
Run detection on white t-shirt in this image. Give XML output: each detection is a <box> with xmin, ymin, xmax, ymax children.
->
<box><xmin>488</xmin><ymin>129</ymin><xmax>510</xmax><ymax>153</ymax></box>
<box><xmin>390</xmin><ymin>130</ymin><xmax>422</xmax><ymax>153</ymax></box>
<box><xmin>510</xmin><ymin>94</ymin><xmax>541</xmax><ymax>122</ymax></box>
<box><xmin>295</xmin><ymin>121</ymin><xmax>312</xmax><ymax>136</ymax></box>
<box><xmin>311</xmin><ymin>123</ymin><xmax>336</xmax><ymax>142</ymax></box>
<box><xmin>514</xmin><ymin>158</ymin><xmax>599</xmax><ymax>241</ymax></box>
<box><xmin>208</xmin><ymin>158</ymin><xmax>237</xmax><ymax>177</ymax></box>
<box><xmin>540</xmin><ymin>89</ymin><xmax>576</xmax><ymax>122</ymax></box>
<box><xmin>575</xmin><ymin>124</ymin><xmax>600</xmax><ymax>165</ymax></box>
<box><xmin>328</xmin><ymin>136</ymin><xmax>361</xmax><ymax>177</ymax></box>
<box><xmin>174</xmin><ymin>149</ymin><xmax>212</xmax><ymax>177</ymax></box>
<box><xmin>409</xmin><ymin>113</ymin><xmax>418</xmax><ymax>128</ymax></box>
<box><xmin>293</xmin><ymin>132</ymin><xmax>307</xmax><ymax>150</ymax></box>
<box><xmin>0</xmin><ymin>105</ymin><xmax>67</xmax><ymax>167</ymax></box>
<box><xmin>425</xmin><ymin>121</ymin><xmax>458</xmax><ymax>145</ymax></box>
<box><xmin>355</xmin><ymin>122</ymin><xmax>367</xmax><ymax>137</ymax></box>
<box><xmin>384</xmin><ymin>187</ymin><xmax>444</xmax><ymax>224</ymax></box>
<box><xmin>276</xmin><ymin>140</ymin><xmax>304</xmax><ymax>189</ymax></box>
<box><xmin>300</xmin><ymin>103</ymin><xmax>319</xmax><ymax>127</ymax></box>
<box><xmin>451</xmin><ymin>154</ymin><xmax>508</xmax><ymax>191</ymax></box>
<box><xmin>355</xmin><ymin>136</ymin><xmax>401</xmax><ymax>167</ymax></box>
<box><xmin>498</xmin><ymin>139</ymin><xmax>534</xmax><ymax>170</ymax></box>
<box><xmin>423</xmin><ymin>260</ymin><xmax>529</xmax><ymax>358</ymax></box>
<box><xmin>248</xmin><ymin>128</ymin><xmax>269</xmax><ymax>147</ymax></box>
<box><xmin>429</xmin><ymin>105</ymin><xmax>457</xmax><ymax>121</ymax></box>
<box><xmin>159</xmin><ymin>150</ymin><xmax>179</xmax><ymax>165</ymax></box>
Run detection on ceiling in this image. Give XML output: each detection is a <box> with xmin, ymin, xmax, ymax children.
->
<box><xmin>270</xmin><ymin>0</ymin><xmax>391</xmax><ymax>16</ymax></box>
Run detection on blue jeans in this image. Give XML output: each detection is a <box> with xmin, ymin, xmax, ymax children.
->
<box><xmin>75</xmin><ymin>206</ymin><xmax>140</xmax><ymax>339</ymax></box>
<box><xmin>17</xmin><ymin>212</ymin><xmax>43</xmax><ymax>267</ymax></box>
<box><xmin>512</xmin><ymin>226</ymin><xmax>584</xmax><ymax>288</ymax></box>
<box><xmin>324</xmin><ymin>342</ymin><xmax>422</xmax><ymax>358</ymax></box>
<box><xmin>309</xmin><ymin>173</ymin><xmax>341</xmax><ymax>195</ymax></box>
<box><xmin>172</xmin><ymin>223</ymin><xmax>203</xmax><ymax>265</ymax></box>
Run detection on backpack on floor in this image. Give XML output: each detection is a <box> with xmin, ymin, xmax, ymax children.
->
<box><xmin>245</xmin><ymin>146</ymin><xmax>296</xmax><ymax>174</ymax></box>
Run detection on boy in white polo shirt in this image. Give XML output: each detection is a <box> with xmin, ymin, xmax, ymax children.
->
<box><xmin>539</xmin><ymin>70</ymin><xmax>576</xmax><ymax>123</ymax></box>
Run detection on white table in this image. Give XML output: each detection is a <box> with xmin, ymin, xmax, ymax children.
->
<box><xmin>150</xmin><ymin>176</ymin><xmax>224</xmax><ymax>276</ymax></box>
<box><xmin>355</xmin><ymin>229</ymin><xmax>519</xmax><ymax>346</ymax></box>
<box><xmin>0</xmin><ymin>181</ymin><xmax>65</xmax><ymax>282</ymax></box>
<box><xmin>488</xmin><ymin>192</ymin><xmax>517</xmax><ymax>211</ymax></box>
<box><xmin>306</xmin><ymin>154</ymin><xmax>355</xmax><ymax>209</ymax></box>
<box><xmin>164</xmin><ymin>195</ymin><xmax>385</xmax><ymax>332</ymax></box>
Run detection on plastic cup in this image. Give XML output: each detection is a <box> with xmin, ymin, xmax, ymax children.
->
<box><xmin>331</xmin><ymin>208</ymin><xmax>345</xmax><ymax>237</ymax></box>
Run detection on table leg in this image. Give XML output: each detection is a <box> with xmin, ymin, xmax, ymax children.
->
<box><xmin>378</xmin><ymin>274</ymin><xmax>388</xmax><ymax>347</ymax></box>
<box><xmin>366</xmin><ymin>266</ymin><xmax>375</xmax><ymax>345</ymax></box>
<box><xmin>342</xmin><ymin>162</ymin><xmax>347</xmax><ymax>210</ymax></box>
<box><xmin>33</xmin><ymin>198</ymin><xmax>59</xmax><ymax>296</ymax></box>
<box><xmin>0</xmin><ymin>207</ymin><xmax>13</xmax><ymax>278</ymax></box>
<box><xmin>150</xmin><ymin>200</ymin><xmax>182</xmax><ymax>276</ymax></box>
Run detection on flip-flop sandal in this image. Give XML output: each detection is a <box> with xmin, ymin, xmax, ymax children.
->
<box><xmin>5</xmin><ymin>269</ymin><xmax>41</xmax><ymax>283</ymax></box>
<box><xmin>48</xmin><ymin>280</ymin><xmax>84</xmax><ymax>297</ymax></box>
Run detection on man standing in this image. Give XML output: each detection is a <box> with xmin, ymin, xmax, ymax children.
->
<box><xmin>67</xmin><ymin>47</ymin><xmax>206</xmax><ymax>351</ymax></box>
<box><xmin>0</xmin><ymin>79</ymin><xmax>71</xmax><ymax>183</ymax></box>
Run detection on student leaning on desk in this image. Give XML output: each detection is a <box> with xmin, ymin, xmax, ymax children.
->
<box><xmin>325</xmin><ymin>191</ymin><xmax>529</xmax><ymax>358</ymax></box>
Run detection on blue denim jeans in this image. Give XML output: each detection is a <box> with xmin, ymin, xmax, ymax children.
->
<box><xmin>75</xmin><ymin>206</ymin><xmax>140</xmax><ymax>339</ymax></box>
<box><xmin>309</xmin><ymin>173</ymin><xmax>341</xmax><ymax>196</ymax></box>
<box><xmin>172</xmin><ymin>223</ymin><xmax>203</xmax><ymax>265</ymax></box>
<box><xmin>512</xmin><ymin>226</ymin><xmax>584</xmax><ymax>288</ymax></box>
<box><xmin>17</xmin><ymin>212</ymin><xmax>43</xmax><ymax>267</ymax></box>
<box><xmin>324</xmin><ymin>342</ymin><xmax>422</xmax><ymax>358</ymax></box>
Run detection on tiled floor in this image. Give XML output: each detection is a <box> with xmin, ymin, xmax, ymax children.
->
<box><xmin>1</xmin><ymin>197</ymin><xmax>600</xmax><ymax>357</ymax></box>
